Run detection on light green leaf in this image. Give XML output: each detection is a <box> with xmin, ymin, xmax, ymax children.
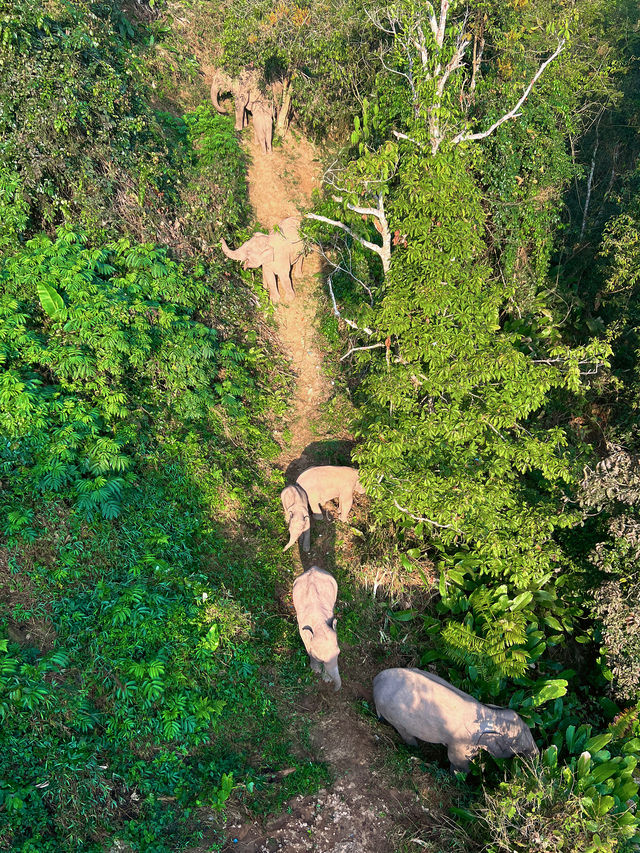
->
<box><xmin>37</xmin><ymin>281</ymin><xmax>65</xmax><ymax>318</ymax></box>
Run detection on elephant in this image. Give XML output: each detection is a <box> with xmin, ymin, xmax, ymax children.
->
<box><xmin>251</xmin><ymin>98</ymin><xmax>273</xmax><ymax>154</ymax></box>
<box><xmin>210</xmin><ymin>67</ymin><xmax>261</xmax><ymax>132</ymax></box>
<box><xmin>295</xmin><ymin>466</ymin><xmax>364</xmax><ymax>522</ymax></box>
<box><xmin>220</xmin><ymin>216</ymin><xmax>304</xmax><ymax>304</ymax></box>
<box><xmin>281</xmin><ymin>484</ymin><xmax>311</xmax><ymax>552</ymax></box>
<box><xmin>373</xmin><ymin>668</ymin><xmax>539</xmax><ymax>773</ymax></box>
<box><xmin>292</xmin><ymin>566</ymin><xmax>341</xmax><ymax>691</ymax></box>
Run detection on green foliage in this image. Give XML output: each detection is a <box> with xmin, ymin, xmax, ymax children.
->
<box><xmin>0</xmin><ymin>0</ymin><xmax>180</xmax><ymax>241</ymax></box>
<box><xmin>422</xmin><ymin>552</ymin><xmax>582</xmax><ymax>683</ymax></box>
<box><xmin>309</xmin><ymin>1</ymin><xmax>640</xmax><ymax>845</ymax></box>
<box><xmin>180</xmin><ymin>106</ymin><xmax>252</xmax><ymax>244</ymax></box>
<box><xmin>471</xmin><ymin>720</ymin><xmax>640</xmax><ymax>852</ymax></box>
<box><xmin>0</xmin><ymin>229</ymin><xmax>227</xmax><ymax>518</ymax></box>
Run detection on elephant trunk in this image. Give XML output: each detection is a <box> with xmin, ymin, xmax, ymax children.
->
<box><xmin>283</xmin><ymin>530</ymin><xmax>298</xmax><ymax>552</ymax></box>
<box><xmin>220</xmin><ymin>238</ymin><xmax>244</xmax><ymax>262</ymax></box>
<box><xmin>210</xmin><ymin>71</ymin><xmax>234</xmax><ymax>115</ymax></box>
<box><xmin>325</xmin><ymin>657</ymin><xmax>341</xmax><ymax>691</ymax></box>
<box><xmin>211</xmin><ymin>87</ymin><xmax>225</xmax><ymax>115</ymax></box>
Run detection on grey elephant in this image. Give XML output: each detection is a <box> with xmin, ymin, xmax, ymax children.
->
<box><xmin>220</xmin><ymin>216</ymin><xmax>303</xmax><ymax>303</ymax></box>
<box><xmin>292</xmin><ymin>566</ymin><xmax>341</xmax><ymax>691</ymax></box>
<box><xmin>296</xmin><ymin>465</ymin><xmax>364</xmax><ymax>522</ymax></box>
<box><xmin>281</xmin><ymin>484</ymin><xmax>310</xmax><ymax>552</ymax></box>
<box><xmin>210</xmin><ymin>67</ymin><xmax>261</xmax><ymax>131</ymax></box>
<box><xmin>373</xmin><ymin>668</ymin><xmax>538</xmax><ymax>773</ymax></box>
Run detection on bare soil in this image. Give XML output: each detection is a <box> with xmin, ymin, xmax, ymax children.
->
<box><xmin>245</xmin><ymin>132</ymin><xmax>336</xmax><ymax>468</ymax></box>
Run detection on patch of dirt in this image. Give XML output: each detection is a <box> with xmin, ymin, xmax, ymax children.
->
<box><xmin>0</xmin><ymin>543</ymin><xmax>56</xmax><ymax>652</ymax></box>
<box><xmin>221</xmin><ymin>704</ymin><xmax>427</xmax><ymax>853</ymax></box>
<box><xmin>243</xmin><ymin>133</ymin><xmax>337</xmax><ymax>470</ymax></box>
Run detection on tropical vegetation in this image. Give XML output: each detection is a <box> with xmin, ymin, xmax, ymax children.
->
<box><xmin>2</xmin><ymin>0</ymin><xmax>640</xmax><ymax>850</ymax></box>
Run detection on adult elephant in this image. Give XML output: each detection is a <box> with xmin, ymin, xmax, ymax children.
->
<box><xmin>210</xmin><ymin>67</ymin><xmax>261</xmax><ymax>132</ymax></box>
<box><xmin>220</xmin><ymin>217</ymin><xmax>303</xmax><ymax>303</ymax></box>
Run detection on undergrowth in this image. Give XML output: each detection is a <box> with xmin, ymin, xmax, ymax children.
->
<box><xmin>0</xmin><ymin>1</ymin><xmax>331</xmax><ymax>849</ymax></box>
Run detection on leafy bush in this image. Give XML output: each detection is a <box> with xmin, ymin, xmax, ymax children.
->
<box><xmin>0</xmin><ymin>229</ymin><xmax>227</xmax><ymax>519</ymax></box>
<box><xmin>470</xmin><ymin>722</ymin><xmax>640</xmax><ymax>853</ymax></box>
<box><xmin>0</xmin><ymin>0</ymin><xmax>181</xmax><ymax>242</ymax></box>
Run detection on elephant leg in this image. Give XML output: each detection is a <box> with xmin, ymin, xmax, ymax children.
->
<box><xmin>302</xmin><ymin>527</ymin><xmax>310</xmax><ymax>553</ymax></box>
<box><xmin>234</xmin><ymin>99</ymin><xmax>245</xmax><ymax>131</ymax></box>
<box><xmin>338</xmin><ymin>491</ymin><xmax>353</xmax><ymax>522</ymax></box>
<box><xmin>278</xmin><ymin>268</ymin><xmax>295</xmax><ymax>302</ymax></box>
<box><xmin>262</xmin><ymin>267</ymin><xmax>280</xmax><ymax>303</ymax></box>
<box><xmin>447</xmin><ymin>742</ymin><xmax>473</xmax><ymax>774</ymax></box>
<box><xmin>395</xmin><ymin>725</ymin><xmax>419</xmax><ymax>747</ymax></box>
<box><xmin>308</xmin><ymin>497</ymin><xmax>323</xmax><ymax>520</ymax></box>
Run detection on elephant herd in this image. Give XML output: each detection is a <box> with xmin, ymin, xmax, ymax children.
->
<box><xmin>212</xmin><ymin>66</ymin><xmax>307</xmax><ymax>304</ymax></box>
<box><xmin>214</xmin><ymin>64</ymin><xmax>539</xmax><ymax>776</ymax></box>
<box><xmin>211</xmin><ymin>67</ymin><xmax>276</xmax><ymax>154</ymax></box>
<box><xmin>280</xmin><ymin>465</ymin><xmax>539</xmax><ymax>774</ymax></box>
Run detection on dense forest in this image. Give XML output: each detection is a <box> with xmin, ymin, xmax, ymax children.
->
<box><xmin>2</xmin><ymin>0</ymin><xmax>640</xmax><ymax>850</ymax></box>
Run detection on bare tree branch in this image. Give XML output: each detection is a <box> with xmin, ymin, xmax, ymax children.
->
<box><xmin>452</xmin><ymin>40</ymin><xmax>565</xmax><ymax>145</ymax></box>
<box><xmin>306</xmin><ymin>213</ymin><xmax>386</xmax><ymax>264</ymax></box>
<box><xmin>340</xmin><ymin>342</ymin><xmax>386</xmax><ymax>361</ymax></box>
<box><xmin>307</xmin><ymin>191</ymin><xmax>392</xmax><ymax>272</ymax></box>
<box><xmin>393</xmin><ymin>498</ymin><xmax>462</xmax><ymax>533</ymax></box>
<box><xmin>580</xmin><ymin>113</ymin><xmax>602</xmax><ymax>241</ymax></box>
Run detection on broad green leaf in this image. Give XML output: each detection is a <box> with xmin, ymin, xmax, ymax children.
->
<box><xmin>37</xmin><ymin>281</ymin><xmax>65</xmax><ymax>318</ymax></box>
<box><xmin>389</xmin><ymin>608</ymin><xmax>418</xmax><ymax>622</ymax></box>
<box><xmin>532</xmin><ymin>679</ymin><xmax>567</xmax><ymax>707</ymax></box>
<box><xmin>510</xmin><ymin>591</ymin><xmax>533</xmax><ymax>611</ymax></box>
<box><xmin>585</xmin><ymin>733</ymin><xmax>613</xmax><ymax>754</ymax></box>
<box><xmin>590</xmin><ymin>760</ymin><xmax>622</xmax><ymax>785</ymax></box>
<box><xmin>577</xmin><ymin>751</ymin><xmax>592</xmax><ymax>779</ymax></box>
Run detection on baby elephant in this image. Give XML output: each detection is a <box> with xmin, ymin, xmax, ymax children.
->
<box><xmin>296</xmin><ymin>466</ymin><xmax>364</xmax><ymax>522</ymax></box>
<box><xmin>373</xmin><ymin>668</ymin><xmax>538</xmax><ymax>773</ymax></box>
<box><xmin>281</xmin><ymin>484</ymin><xmax>310</xmax><ymax>552</ymax></box>
<box><xmin>292</xmin><ymin>566</ymin><xmax>341</xmax><ymax>691</ymax></box>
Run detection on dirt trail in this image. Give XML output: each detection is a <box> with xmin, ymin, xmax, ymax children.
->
<box><xmin>194</xmin><ymin>135</ymin><xmax>433</xmax><ymax>853</ymax></box>
<box><xmin>245</xmin><ymin>134</ymin><xmax>333</xmax><ymax>471</ymax></box>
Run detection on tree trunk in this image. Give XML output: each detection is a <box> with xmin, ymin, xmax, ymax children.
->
<box><xmin>276</xmin><ymin>77</ymin><xmax>292</xmax><ymax>137</ymax></box>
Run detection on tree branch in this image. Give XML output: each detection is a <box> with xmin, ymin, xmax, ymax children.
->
<box><xmin>452</xmin><ymin>40</ymin><xmax>565</xmax><ymax>145</ymax></box>
<box><xmin>305</xmin><ymin>213</ymin><xmax>385</xmax><ymax>260</ymax></box>
<box><xmin>307</xmin><ymin>192</ymin><xmax>392</xmax><ymax>273</ymax></box>
<box><xmin>340</xmin><ymin>342</ymin><xmax>386</xmax><ymax>361</ymax></box>
<box><xmin>393</xmin><ymin>498</ymin><xmax>462</xmax><ymax>533</ymax></box>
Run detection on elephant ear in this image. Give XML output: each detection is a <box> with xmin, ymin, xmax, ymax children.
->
<box><xmin>477</xmin><ymin>730</ymin><xmax>513</xmax><ymax>758</ymax></box>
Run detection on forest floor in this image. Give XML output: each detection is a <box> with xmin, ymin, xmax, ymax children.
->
<box><xmin>186</xmin><ymin>132</ymin><xmax>458</xmax><ymax>853</ymax></box>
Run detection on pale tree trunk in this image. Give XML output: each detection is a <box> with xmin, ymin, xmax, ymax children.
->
<box><xmin>276</xmin><ymin>77</ymin><xmax>292</xmax><ymax>137</ymax></box>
